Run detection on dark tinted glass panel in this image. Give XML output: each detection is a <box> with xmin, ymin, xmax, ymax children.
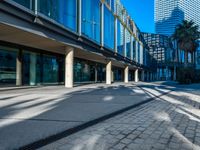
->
<box><xmin>43</xmin><ymin>54</ymin><xmax>59</xmax><ymax>84</ymax></box>
<box><xmin>22</xmin><ymin>51</ymin><xmax>64</xmax><ymax>85</ymax></box>
<box><xmin>114</xmin><ymin>68</ymin><xmax>123</xmax><ymax>81</ymax></box>
<box><xmin>97</xmin><ymin>64</ymin><xmax>106</xmax><ymax>82</ymax></box>
<box><xmin>0</xmin><ymin>47</ymin><xmax>17</xmax><ymax>85</ymax></box>
<box><xmin>74</xmin><ymin>58</ymin><xmax>105</xmax><ymax>83</ymax></box>
<box><xmin>74</xmin><ymin>58</ymin><xmax>95</xmax><ymax>82</ymax></box>
<box><xmin>82</xmin><ymin>0</ymin><xmax>100</xmax><ymax>43</ymax></box>
<box><xmin>13</xmin><ymin>0</ymin><xmax>31</xmax><ymax>9</ymax></box>
<box><xmin>22</xmin><ymin>51</ymin><xmax>41</xmax><ymax>85</ymax></box>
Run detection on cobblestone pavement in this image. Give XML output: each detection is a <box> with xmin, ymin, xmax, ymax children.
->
<box><xmin>39</xmin><ymin>83</ymin><xmax>200</xmax><ymax>150</ymax></box>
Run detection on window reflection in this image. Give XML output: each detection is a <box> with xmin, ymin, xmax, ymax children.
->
<box><xmin>104</xmin><ymin>6</ymin><xmax>114</xmax><ymax>49</ymax></box>
<box><xmin>0</xmin><ymin>47</ymin><xmax>17</xmax><ymax>85</ymax></box>
<box><xmin>82</xmin><ymin>0</ymin><xmax>100</xmax><ymax>43</ymax></box>
<box><xmin>117</xmin><ymin>19</ymin><xmax>124</xmax><ymax>56</ymax></box>
<box><xmin>38</xmin><ymin>0</ymin><xmax>77</xmax><ymax>31</ymax></box>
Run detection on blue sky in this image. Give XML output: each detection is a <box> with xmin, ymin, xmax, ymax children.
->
<box><xmin>121</xmin><ymin>0</ymin><xmax>155</xmax><ymax>33</ymax></box>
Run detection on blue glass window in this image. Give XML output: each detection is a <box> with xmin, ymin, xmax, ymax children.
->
<box><xmin>82</xmin><ymin>0</ymin><xmax>100</xmax><ymax>43</ymax></box>
<box><xmin>13</xmin><ymin>0</ymin><xmax>31</xmax><ymax>9</ymax></box>
<box><xmin>132</xmin><ymin>37</ymin><xmax>136</xmax><ymax>61</ymax></box>
<box><xmin>126</xmin><ymin>30</ymin><xmax>131</xmax><ymax>58</ymax></box>
<box><xmin>138</xmin><ymin>42</ymin><xmax>140</xmax><ymax>63</ymax></box>
<box><xmin>38</xmin><ymin>0</ymin><xmax>77</xmax><ymax>31</ymax></box>
<box><xmin>104</xmin><ymin>6</ymin><xmax>114</xmax><ymax>50</ymax></box>
<box><xmin>117</xmin><ymin>19</ymin><xmax>124</xmax><ymax>56</ymax></box>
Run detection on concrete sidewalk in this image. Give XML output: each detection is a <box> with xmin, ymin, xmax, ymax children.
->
<box><xmin>0</xmin><ymin>82</ymin><xmax>174</xmax><ymax>149</ymax></box>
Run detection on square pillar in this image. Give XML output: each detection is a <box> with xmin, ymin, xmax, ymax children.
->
<box><xmin>124</xmin><ymin>66</ymin><xmax>129</xmax><ymax>83</ymax></box>
<box><xmin>16</xmin><ymin>49</ymin><xmax>22</xmax><ymax>86</ymax></box>
<box><xmin>134</xmin><ymin>69</ymin><xmax>139</xmax><ymax>82</ymax></box>
<box><xmin>65</xmin><ymin>47</ymin><xmax>74</xmax><ymax>88</ymax></box>
<box><xmin>106</xmin><ymin>61</ymin><xmax>112</xmax><ymax>85</ymax></box>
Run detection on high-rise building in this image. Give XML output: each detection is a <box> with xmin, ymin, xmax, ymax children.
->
<box><xmin>155</xmin><ymin>0</ymin><xmax>200</xmax><ymax>36</ymax></box>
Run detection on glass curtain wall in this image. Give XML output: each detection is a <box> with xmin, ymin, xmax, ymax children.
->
<box><xmin>117</xmin><ymin>19</ymin><xmax>124</xmax><ymax>56</ymax></box>
<box><xmin>13</xmin><ymin>0</ymin><xmax>32</xmax><ymax>9</ymax></box>
<box><xmin>82</xmin><ymin>0</ymin><xmax>100</xmax><ymax>43</ymax></box>
<box><xmin>132</xmin><ymin>37</ymin><xmax>136</xmax><ymax>61</ymax></box>
<box><xmin>104</xmin><ymin>6</ymin><xmax>114</xmax><ymax>50</ymax></box>
<box><xmin>38</xmin><ymin>0</ymin><xmax>77</xmax><ymax>31</ymax></box>
<box><xmin>74</xmin><ymin>58</ymin><xmax>95</xmax><ymax>83</ymax></box>
<box><xmin>126</xmin><ymin>30</ymin><xmax>131</xmax><ymax>59</ymax></box>
<box><xmin>113</xmin><ymin>68</ymin><xmax>123</xmax><ymax>81</ymax></box>
<box><xmin>22</xmin><ymin>51</ymin><xmax>64</xmax><ymax>85</ymax></box>
<box><xmin>74</xmin><ymin>58</ymin><xmax>106</xmax><ymax>83</ymax></box>
<box><xmin>138</xmin><ymin>42</ymin><xmax>140</xmax><ymax>62</ymax></box>
<box><xmin>0</xmin><ymin>47</ymin><xmax>17</xmax><ymax>85</ymax></box>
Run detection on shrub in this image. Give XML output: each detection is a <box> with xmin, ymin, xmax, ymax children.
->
<box><xmin>177</xmin><ymin>67</ymin><xmax>196</xmax><ymax>84</ymax></box>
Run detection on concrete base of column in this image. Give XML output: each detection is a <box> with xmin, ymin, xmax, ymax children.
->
<box><xmin>65</xmin><ymin>47</ymin><xmax>74</xmax><ymax>88</ymax></box>
<box><xmin>106</xmin><ymin>61</ymin><xmax>112</xmax><ymax>85</ymax></box>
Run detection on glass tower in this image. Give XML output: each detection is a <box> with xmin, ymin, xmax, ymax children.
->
<box><xmin>155</xmin><ymin>0</ymin><xmax>200</xmax><ymax>36</ymax></box>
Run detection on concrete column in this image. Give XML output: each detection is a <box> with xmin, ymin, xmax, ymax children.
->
<box><xmin>30</xmin><ymin>53</ymin><xmax>37</xmax><ymax>85</ymax></box>
<box><xmin>134</xmin><ymin>69</ymin><xmax>139</xmax><ymax>82</ymax></box>
<box><xmin>141</xmin><ymin>70</ymin><xmax>145</xmax><ymax>81</ymax></box>
<box><xmin>16</xmin><ymin>49</ymin><xmax>22</xmax><ymax>86</ymax></box>
<box><xmin>65</xmin><ymin>47</ymin><xmax>74</xmax><ymax>88</ymax></box>
<box><xmin>173</xmin><ymin>66</ymin><xmax>176</xmax><ymax>81</ymax></box>
<box><xmin>124</xmin><ymin>66</ymin><xmax>129</xmax><ymax>83</ymax></box>
<box><xmin>106</xmin><ymin>61</ymin><xmax>112</xmax><ymax>85</ymax></box>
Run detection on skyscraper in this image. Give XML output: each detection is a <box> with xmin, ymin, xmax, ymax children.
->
<box><xmin>155</xmin><ymin>0</ymin><xmax>200</xmax><ymax>36</ymax></box>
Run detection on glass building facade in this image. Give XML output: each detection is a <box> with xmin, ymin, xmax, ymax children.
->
<box><xmin>0</xmin><ymin>0</ymin><xmax>153</xmax><ymax>86</ymax></box>
<box><xmin>10</xmin><ymin>0</ymin><xmax>145</xmax><ymax>60</ymax></box>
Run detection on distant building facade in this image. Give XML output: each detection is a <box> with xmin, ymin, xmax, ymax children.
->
<box><xmin>155</xmin><ymin>0</ymin><xmax>200</xmax><ymax>36</ymax></box>
<box><xmin>142</xmin><ymin>33</ymin><xmax>176</xmax><ymax>80</ymax></box>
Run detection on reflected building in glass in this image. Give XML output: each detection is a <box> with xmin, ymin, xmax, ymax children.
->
<box><xmin>155</xmin><ymin>0</ymin><xmax>200</xmax><ymax>36</ymax></box>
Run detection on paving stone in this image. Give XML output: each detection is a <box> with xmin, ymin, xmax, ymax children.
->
<box><xmin>37</xmin><ymin>83</ymin><xmax>200</xmax><ymax>150</ymax></box>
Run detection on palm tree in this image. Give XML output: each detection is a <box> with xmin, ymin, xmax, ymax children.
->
<box><xmin>172</xmin><ymin>20</ymin><xmax>200</xmax><ymax>66</ymax></box>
